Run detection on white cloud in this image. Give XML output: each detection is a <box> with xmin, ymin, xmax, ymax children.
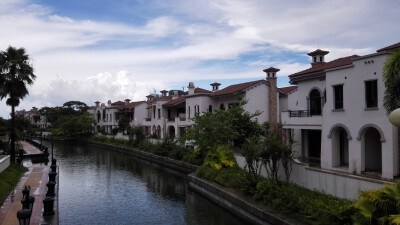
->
<box><xmin>0</xmin><ymin>0</ymin><xmax>399</xmax><ymax>118</ymax></box>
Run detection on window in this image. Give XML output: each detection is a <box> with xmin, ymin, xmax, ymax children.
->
<box><xmin>188</xmin><ymin>106</ymin><xmax>190</xmax><ymax>118</ymax></box>
<box><xmin>365</xmin><ymin>80</ymin><xmax>378</xmax><ymax>108</ymax></box>
<box><xmin>153</xmin><ymin>106</ymin><xmax>156</xmax><ymax>119</ymax></box>
<box><xmin>208</xmin><ymin>105</ymin><xmax>212</xmax><ymax>112</ymax></box>
<box><xmin>158</xmin><ymin>109</ymin><xmax>160</xmax><ymax>119</ymax></box>
<box><xmin>333</xmin><ymin>85</ymin><xmax>343</xmax><ymax>109</ymax></box>
<box><xmin>220</xmin><ymin>103</ymin><xmax>225</xmax><ymax>110</ymax></box>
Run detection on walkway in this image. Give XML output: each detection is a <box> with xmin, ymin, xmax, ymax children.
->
<box><xmin>19</xmin><ymin>141</ymin><xmax>43</xmax><ymax>154</ymax></box>
<box><xmin>0</xmin><ymin>166</ymin><xmax>49</xmax><ymax>225</ymax></box>
<box><xmin>0</xmin><ymin>141</ymin><xmax>58</xmax><ymax>225</ymax></box>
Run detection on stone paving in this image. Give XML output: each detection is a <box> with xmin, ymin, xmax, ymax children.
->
<box><xmin>0</xmin><ymin>141</ymin><xmax>58</xmax><ymax>225</ymax></box>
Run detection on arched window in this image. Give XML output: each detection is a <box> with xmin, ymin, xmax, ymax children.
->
<box><xmin>220</xmin><ymin>103</ymin><xmax>225</xmax><ymax>111</ymax></box>
<box><xmin>309</xmin><ymin>89</ymin><xmax>322</xmax><ymax>116</ymax></box>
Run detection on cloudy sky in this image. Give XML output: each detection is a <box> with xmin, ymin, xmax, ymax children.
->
<box><xmin>0</xmin><ymin>0</ymin><xmax>399</xmax><ymax>118</ymax></box>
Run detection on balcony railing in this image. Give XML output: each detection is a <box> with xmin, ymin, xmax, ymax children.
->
<box><xmin>145</xmin><ymin>118</ymin><xmax>151</xmax><ymax>122</ymax></box>
<box><xmin>168</xmin><ymin>118</ymin><xmax>175</xmax><ymax>122</ymax></box>
<box><xmin>289</xmin><ymin>110</ymin><xmax>322</xmax><ymax>118</ymax></box>
<box><xmin>179</xmin><ymin>117</ymin><xmax>186</xmax><ymax>121</ymax></box>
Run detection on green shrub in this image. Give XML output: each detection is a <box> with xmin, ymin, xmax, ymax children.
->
<box><xmin>196</xmin><ymin>145</ymin><xmax>247</xmax><ymax>189</ymax></box>
<box><xmin>353</xmin><ymin>181</ymin><xmax>400</xmax><ymax>225</ymax></box>
<box><xmin>254</xmin><ymin>179</ymin><xmax>354</xmax><ymax>225</ymax></box>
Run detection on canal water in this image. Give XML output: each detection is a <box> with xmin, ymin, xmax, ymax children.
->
<box><xmin>47</xmin><ymin>141</ymin><xmax>245</xmax><ymax>225</ymax></box>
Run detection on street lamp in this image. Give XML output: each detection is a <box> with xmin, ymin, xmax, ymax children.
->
<box><xmin>17</xmin><ymin>209</ymin><xmax>31</xmax><ymax>225</ymax></box>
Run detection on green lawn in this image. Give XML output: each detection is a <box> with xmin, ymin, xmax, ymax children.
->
<box><xmin>0</xmin><ymin>163</ymin><xmax>28</xmax><ymax>207</ymax></box>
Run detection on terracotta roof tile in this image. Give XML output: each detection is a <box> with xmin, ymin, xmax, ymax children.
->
<box><xmin>307</xmin><ymin>49</ymin><xmax>329</xmax><ymax>56</ymax></box>
<box><xmin>195</xmin><ymin>87</ymin><xmax>212</xmax><ymax>94</ymax></box>
<box><xmin>278</xmin><ymin>86</ymin><xmax>297</xmax><ymax>95</ymax></box>
<box><xmin>377</xmin><ymin>42</ymin><xmax>400</xmax><ymax>52</ymax></box>
<box><xmin>289</xmin><ymin>55</ymin><xmax>359</xmax><ymax>77</ymax></box>
<box><xmin>211</xmin><ymin>80</ymin><xmax>266</xmax><ymax>97</ymax></box>
<box><xmin>163</xmin><ymin>96</ymin><xmax>186</xmax><ymax>107</ymax></box>
<box><xmin>119</xmin><ymin>101</ymin><xmax>146</xmax><ymax>109</ymax></box>
<box><xmin>157</xmin><ymin>96</ymin><xmax>173</xmax><ymax>102</ymax></box>
<box><xmin>111</xmin><ymin>101</ymin><xmax>125</xmax><ymax>106</ymax></box>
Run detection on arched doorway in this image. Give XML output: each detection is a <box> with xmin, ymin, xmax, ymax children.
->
<box><xmin>152</xmin><ymin>125</ymin><xmax>156</xmax><ymax>138</ymax></box>
<box><xmin>168</xmin><ymin>126</ymin><xmax>175</xmax><ymax>139</ymax></box>
<box><xmin>362</xmin><ymin>127</ymin><xmax>382</xmax><ymax>174</ymax></box>
<box><xmin>309</xmin><ymin>89</ymin><xmax>321</xmax><ymax>116</ymax></box>
<box><xmin>331</xmin><ymin>127</ymin><xmax>349</xmax><ymax>168</ymax></box>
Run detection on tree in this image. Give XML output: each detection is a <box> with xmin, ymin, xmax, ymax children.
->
<box><xmin>0</xmin><ymin>46</ymin><xmax>35</xmax><ymax>162</ymax></box>
<box><xmin>62</xmin><ymin>101</ymin><xmax>88</xmax><ymax>116</ymax></box>
<box><xmin>184</xmin><ymin>97</ymin><xmax>261</xmax><ymax>160</ymax></box>
<box><xmin>118</xmin><ymin>115</ymin><xmax>130</xmax><ymax>134</ymax></box>
<box><xmin>383</xmin><ymin>49</ymin><xmax>400</xmax><ymax>114</ymax></box>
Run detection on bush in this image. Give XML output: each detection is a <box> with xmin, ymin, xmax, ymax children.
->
<box><xmin>254</xmin><ymin>179</ymin><xmax>354</xmax><ymax>225</ymax></box>
<box><xmin>196</xmin><ymin>145</ymin><xmax>247</xmax><ymax>189</ymax></box>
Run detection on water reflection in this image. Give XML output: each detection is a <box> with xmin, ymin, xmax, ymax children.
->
<box><xmin>46</xmin><ymin>142</ymin><xmax>245</xmax><ymax>225</ymax></box>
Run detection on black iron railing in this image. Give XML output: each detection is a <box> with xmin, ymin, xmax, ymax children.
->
<box><xmin>288</xmin><ymin>110</ymin><xmax>322</xmax><ymax>118</ymax></box>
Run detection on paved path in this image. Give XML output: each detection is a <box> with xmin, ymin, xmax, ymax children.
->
<box><xmin>0</xmin><ymin>166</ymin><xmax>49</xmax><ymax>225</ymax></box>
<box><xmin>0</xmin><ymin>141</ymin><xmax>58</xmax><ymax>225</ymax></box>
<box><xmin>19</xmin><ymin>141</ymin><xmax>43</xmax><ymax>154</ymax></box>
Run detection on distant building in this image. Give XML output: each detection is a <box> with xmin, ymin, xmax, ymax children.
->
<box><xmin>15</xmin><ymin>107</ymin><xmax>49</xmax><ymax>129</ymax></box>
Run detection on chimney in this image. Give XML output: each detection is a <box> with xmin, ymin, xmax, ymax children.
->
<box><xmin>107</xmin><ymin>100</ymin><xmax>111</xmax><ymax>107</ymax></box>
<box><xmin>95</xmin><ymin>101</ymin><xmax>100</xmax><ymax>107</ymax></box>
<box><xmin>160</xmin><ymin>90</ymin><xmax>168</xmax><ymax>97</ymax></box>
<box><xmin>172</xmin><ymin>91</ymin><xmax>179</xmax><ymax>100</ymax></box>
<box><xmin>210</xmin><ymin>82</ymin><xmax>221</xmax><ymax>92</ymax></box>
<box><xmin>263</xmin><ymin>67</ymin><xmax>280</xmax><ymax>126</ymax></box>
<box><xmin>146</xmin><ymin>95</ymin><xmax>154</xmax><ymax>102</ymax></box>
<box><xmin>307</xmin><ymin>49</ymin><xmax>329</xmax><ymax>67</ymax></box>
<box><xmin>188</xmin><ymin>82</ymin><xmax>195</xmax><ymax>95</ymax></box>
<box><xmin>125</xmin><ymin>99</ymin><xmax>131</xmax><ymax>105</ymax></box>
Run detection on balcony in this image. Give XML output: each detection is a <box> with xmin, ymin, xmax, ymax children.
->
<box><xmin>168</xmin><ymin>118</ymin><xmax>175</xmax><ymax>122</ymax></box>
<box><xmin>145</xmin><ymin>118</ymin><xmax>151</xmax><ymax>122</ymax></box>
<box><xmin>281</xmin><ymin>110</ymin><xmax>322</xmax><ymax>129</ymax></box>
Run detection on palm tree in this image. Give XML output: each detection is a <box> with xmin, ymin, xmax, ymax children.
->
<box><xmin>383</xmin><ymin>49</ymin><xmax>400</xmax><ymax>114</ymax></box>
<box><xmin>0</xmin><ymin>46</ymin><xmax>36</xmax><ymax>162</ymax></box>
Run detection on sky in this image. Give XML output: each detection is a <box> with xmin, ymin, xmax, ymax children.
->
<box><xmin>0</xmin><ymin>0</ymin><xmax>399</xmax><ymax>118</ymax></box>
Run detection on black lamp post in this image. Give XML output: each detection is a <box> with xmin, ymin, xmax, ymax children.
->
<box><xmin>17</xmin><ymin>209</ymin><xmax>31</xmax><ymax>225</ymax></box>
<box><xmin>21</xmin><ymin>186</ymin><xmax>35</xmax><ymax>211</ymax></box>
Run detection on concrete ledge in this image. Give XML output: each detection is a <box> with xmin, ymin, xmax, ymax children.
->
<box><xmin>188</xmin><ymin>174</ymin><xmax>306</xmax><ymax>225</ymax></box>
<box><xmin>84</xmin><ymin>141</ymin><xmax>199</xmax><ymax>174</ymax></box>
<box><xmin>0</xmin><ymin>155</ymin><xmax>10</xmax><ymax>174</ymax></box>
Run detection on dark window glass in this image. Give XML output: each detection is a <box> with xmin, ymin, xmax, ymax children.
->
<box><xmin>153</xmin><ymin>107</ymin><xmax>156</xmax><ymax>119</ymax></box>
<box><xmin>334</xmin><ymin>85</ymin><xmax>343</xmax><ymax>109</ymax></box>
<box><xmin>208</xmin><ymin>105</ymin><xmax>212</xmax><ymax>112</ymax></box>
<box><xmin>188</xmin><ymin>106</ymin><xmax>190</xmax><ymax>118</ymax></box>
<box><xmin>158</xmin><ymin>109</ymin><xmax>160</xmax><ymax>119</ymax></box>
<box><xmin>365</xmin><ymin>80</ymin><xmax>378</xmax><ymax>108</ymax></box>
<box><xmin>220</xmin><ymin>103</ymin><xmax>225</xmax><ymax>110</ymax></box>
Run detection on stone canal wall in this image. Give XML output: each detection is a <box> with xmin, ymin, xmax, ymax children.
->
<box><xmin>188</xmin><ymin>174</ymin><xmax>305</xmax><ymax>225</ymax></box>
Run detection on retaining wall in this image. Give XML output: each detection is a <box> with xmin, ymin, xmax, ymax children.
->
<box><xmin>0</xmin><ymin>155</ymin><xmax>10</xmax><ymax>174</ymax></box>
<box><xmin>235</xmin><ymin>154</ymin><xmax>391</xmax><ymax>200</ymax></box>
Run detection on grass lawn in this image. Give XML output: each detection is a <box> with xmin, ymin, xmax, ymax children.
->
<box><xmin>0</xmin><ymin>163</ymin><xmax>28</xmax><ymax>207</ymax></box>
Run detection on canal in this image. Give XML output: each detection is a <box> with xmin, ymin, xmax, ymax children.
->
<box><xmin>47</xmin><ymin>141</ymin><xmax>245</xmax><ymax>225</ymax></box>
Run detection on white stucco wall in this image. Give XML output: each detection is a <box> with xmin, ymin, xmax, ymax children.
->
<box><xmin>244</xmin><ymin>83</ymin><xmax>269</xmax><ymax>123</ymax></box>
<box><xmin>235</xmin><ymin>154</ymin><xmax>387</xmax><ymax>200</ymax></box>
<box><xmin>322</xmin><ymin>53</ymin><xmax>398</xmax><ymax>179</ymax></box>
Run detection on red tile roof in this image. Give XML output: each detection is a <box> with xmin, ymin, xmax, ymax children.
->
<box><xmin>163</xmin><ymin>96</ymin><xmax>186</xmax><ymax>107</ymax></box>
<box><xmin>289</xmin><ymin>55</ymin><xmax>359</xmax><ymax>77</ymax></box>
<box><xmin>307</xmin><ymin>49</ymin><xmax>329</xmax><ymax>56</ymax></box>
<box><xmin>111</xmin><ymin>101</ymin><xmax>125</xmax><ymax>106</ymax></box>
<box><xmin>119</xmin><ymin>101</ymin><xmax>146</xmax><ymax>109</ymax></box>
<box><xmin>377</xmin><ymin>42</ymin><xmax>400</xmax><ymax>52</ymax></box>
<box><xmin>195</xmin><ymin>87</ymin><xmax>212</xmax><ymax>94</ymax></box>
<box><xmin>211</xmin><ymin>80</ymin><xmax>266</xmax><ymax>97</ymax></box>
<box><xmin>157</xmin><ymin>96</ymin><xmax>173</xmax><ymax>102</ymax></box>
<box><xmin>278</xmin><ymin>86</ymin><xmax>297</xmax><ymax>95</ymax></box>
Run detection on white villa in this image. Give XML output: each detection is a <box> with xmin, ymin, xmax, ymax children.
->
<box><xmin>282</xmin><ymin>42</ymin><xmax>400</xmax><ymax>181</ymax></box>
<box><xmin>90</xmin><ymin>41</ymin><xmax>400</xmax><ymax>199</ymax></box>
<box><xmin>16</xmin><ymin>107</ymin><xmax>49</xmax><ymax>129</ymax></box>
